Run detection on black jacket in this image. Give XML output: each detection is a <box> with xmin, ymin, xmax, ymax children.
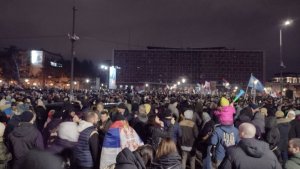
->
<box><xmin>264</xmin><ymin>117</ymin><xmax>280</xmax><ymax>150</ymax></box>
<box><xmin>277</xmin><ymin>120</ymin><xmax>290</xmax><ymax>152</ymax></box>
<box><xmin>115</xmin><ymin>148</ymin><xmax>146</xmax><ymax>169</ymax></box>
<box><xmin>289</xmin><ymin>116</ymin><xmax>300</xmax><ymax>139</ymax></box>
<box><xmin>219</xmin><ymin>138</ymin><xmax>282</xmax><ymax>169</ymax></box>
<box><xmin>151</xmin><ymin>153</ymin><xmax>182</xmax><ymax>169</ymax></box>
<box><xmin>145</xmin><ymin>124</ymin><xmax>174</xmax><ymax>150</ymax></box>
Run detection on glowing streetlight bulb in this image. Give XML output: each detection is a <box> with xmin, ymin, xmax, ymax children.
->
<box><xmin>85</xmin><ymin>79</ymin><xmax>90</xmax><ymax>83</ymax></box>
<box><xmin>24</xmin><ymin>79</ymin><xmax>29</xmax><ymax>83</ymax></box>
<box><xmin>182</xmin><ymin>78</ymin><xmax>186</xmax><ymax>83</ymax></box>
<box><xmin>283</xmin><ymin>19</ymin><xmax>293</xmax><ymax>26</ymax></box>
<box><xmin>177</xmin><ymin>81</ymin><xmax>181</xmax><ymax>85</ymax></box>
<box><xmin>145</xmin><ymin>83</ymin><xmax>149</xmax><ymax>87</ymax></box>
<box><xmin>234</xmin><ymin>86</ymin><xmax>238</xmax><ymax>90</ymax></box>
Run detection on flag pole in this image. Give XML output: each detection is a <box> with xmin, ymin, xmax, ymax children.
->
<box><xmin>244</xmin><ymin>73</ymin><xmax>252</xmax><ymax>100</ymax></box>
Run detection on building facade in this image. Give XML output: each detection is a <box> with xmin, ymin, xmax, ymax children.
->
<box><xmin>114</xmin><ymin>48</ymin><xmax>265</xmax><ymax>85</ymax></box>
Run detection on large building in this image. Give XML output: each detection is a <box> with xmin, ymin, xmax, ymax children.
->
<box><xmin>114</xmin><ymin>47</ymin><xmax>265</xmax><ymax>85</ymax></box>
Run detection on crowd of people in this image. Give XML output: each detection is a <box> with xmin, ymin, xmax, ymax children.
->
<box><xmin>0</xmin><ymin>85</ymin><xmax>300</xmax><ymax>169</ymax></box>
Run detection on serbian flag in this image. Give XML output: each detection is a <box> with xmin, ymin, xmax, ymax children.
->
<box><xmin>99</xmin><ymin>120</ymin><xmax>144</xmax><ymax>169</ymax></box>
<box><xmin>247</xmin><ymin>74</ymin><xmax>264</xmax><ymax>92</ymax></box>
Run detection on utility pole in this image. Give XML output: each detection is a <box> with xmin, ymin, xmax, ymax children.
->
<box><xmin>69</xmin><ymin>6</ymin><xmax>79</xmax><ymax>96</ymax></box>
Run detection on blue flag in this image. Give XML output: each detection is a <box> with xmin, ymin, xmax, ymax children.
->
<box><xmin>247</xmin><ymin>75</ymin><xmax>264</xmax><ymax>92</ymax></box>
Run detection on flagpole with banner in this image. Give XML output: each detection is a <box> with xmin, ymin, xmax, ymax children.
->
<box><xmin>244</xmin><ymin>73</ymin><xmax>252</xmax><ymax>100</ymax></box>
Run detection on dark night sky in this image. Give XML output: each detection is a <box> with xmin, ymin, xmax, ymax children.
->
<box><xmin>0</xmin><ymin>0</ymin><xmax>300</xmax><ymax>80</ymax></box>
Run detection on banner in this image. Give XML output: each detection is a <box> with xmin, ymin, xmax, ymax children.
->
<box><xmin>109</xmin><ymin>66</ymin><xmax>117</xmax><ymax>89</ymax></box>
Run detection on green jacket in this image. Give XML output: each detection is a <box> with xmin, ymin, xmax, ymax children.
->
<box><xmin>285</xmin><ymin>153</ymin><xmax>300</xmax><ymax>169</ymax></box>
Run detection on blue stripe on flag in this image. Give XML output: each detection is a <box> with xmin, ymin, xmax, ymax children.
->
<box><xmin>103</xmin><ymin>128</ymin><xmax>121</xmax><ymax>148</ymax></box>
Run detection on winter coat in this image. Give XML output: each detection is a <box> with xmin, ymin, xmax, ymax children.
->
<box><xmin>47</xmin><ymin>137</ymin><xmax>77</xmax><ymax>154</ymax></box>
<box><xmin>289</xmin><ymin>115</ymin><xmax>300</xmax><ymax>139</ymax></box>
<box><xmin>210</xmin><ymin>125</ymin><xmax>240</xmax><ymax>161</ymax></box>
<box><xmin>115</xmin><ymin>148</ymin><xmax>146</xmax><ymax>169</ymax></box>
<box><xmin>219</xmin><ymin>138</ymin><xmax>282</xmax><ymax>169</ymax></box>
<box><xmin>284</xmin><ymin>153</ymin><xmax>300</xmax><ymax>169</ymax></box>
<box><xmin>252</xmin><ymin>111</ymin><xmax>265</xmax><ymax>134</ymax></box>
<box><xmin>265</xmin><ymin>116</ymin><xmax>280</xmax><ymax>150</ymax></box>
<box><xmin>0</xmin><ymin>138</ymin><xmax>12</xmax><ymax>169</ymax></box>
<box><xmin>145</xmin><ymin>124</ymin><xmax>174</xmax><ymax>150</ymax></box>
<box><xmin>163</xmin><ymin>120</ymin><xmax>181</xmax><ymax>144</ymax></box>
<box><xmin>35</xmin><ymin>106</ymin><xmax>47</xmax><ymax>132</ymax></box>
<box><xmin>151</xmin><ymin>153</ymin><xmax>182</xmax><ymax>169</ymax></box>
<box><xmin>277</xmin><ymin>119</ymin><xmax>290</xmax><ymax>152</ymax></box>
<box><xmin>214</xmin><ymin>106</ymin><xmax>235</xmax><ymax>125</ymax></box>
<box><xmin>179</xmin><ymin>119</ymin><xmax>198</xmax><ymax>152</ymax></box>
<box><xmin>8</xmin><ymin>122</ymin><xmax>44</xmax><ymax>169</ymax></box>
<box><xmin>131</xmin><ymin>118</ymin><xmax>147</xmax><ymax>143</ymax></box>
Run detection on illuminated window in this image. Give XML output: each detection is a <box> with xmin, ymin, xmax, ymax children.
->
<box><xmin>293</xmin><ymin>78</ymin><xmax>297</xmax><ymax>83</ymax></box>
<box><xmin>287</xmin><ymin>77</ymin><xmax>292</xmax><ymax>83</ymax></box>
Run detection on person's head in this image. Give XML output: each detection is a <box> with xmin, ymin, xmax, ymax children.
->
<box><xmin>135</xmin><ymin>145</ymin><xmax>154</xmax><ymax>167</ymax></box>
<box><xmin>117</xmin><ymin>103</ymin><xmax>127</xmax><ymax>114</ymax></box>
<box><xmin>84</xmin><ymin>112</ymin><xmax>99</xmax><ymax>125</ymax></box>
<box><xmin>138</xmin><ymin>104</ymin><xmax>146</xmax><ymax>114</ymax></box>
<box><xmin>156</xmin><ymin>138</ymin><xmax>177</xmax><ymax>159</ymax></box>
<box><xmin>20</xmin><ymin>111</ymin><xmax>36</xmax><ymax>124</ymax></box>
<box><xmin>96</xmin><ymin>102</ymin><xmax>104</xmax><ymax>112</ymax></box>
<box><xmin>100</xmin><ymin>110</ymin><xmax>109</xmax><ymax>123</ymax></box>
<box><xmin>287</xmin><ymin>110</ymin><xmax>296</xmax><ymax>120</ymax></box>
<box><xmin>239</xmin><ymin>122</ymin><xmax>256</xmax><ymax>139</ymax></box>
<box><xmin>288</xmin><ymin>138</ymin><xmax>300</xmax><ymax>155</ymax></box>
<box><xmin>148</xmin><ymin>114</ymin><xmax>161</xmax><ymax>126</ymax></box>
<box><xmin>72</xmin><ymin>111</ymin><xmax>84</xmax><ymax>123</ymax></box>
<box><xmin>184</xmin><ymin>110</ymin><xmax>193</xmax><ymax>120</ymax></box>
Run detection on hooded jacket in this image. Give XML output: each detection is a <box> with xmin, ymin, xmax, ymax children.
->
<box><xmin>265</xmin><ymin>117</ymin><xmax>280</xmax><ymax>150</ymax></box>
<box><xmin>285</xmin><ymin>152</ymin><xmax>300</xmax><ymax>169</ymax></box>
<box><xmin>219</xmin><ymin>138</ymin><xmax>282</xmax><ymax>169</ymax></box>
<box><xmin>8</xmin><ymin>123</ymin><xmax>44</xmax><ymax>162</ymax></box>
<box><xmin>151</xmin><ymin>153</ymin><xmax>182</xmax><ymax>169</ymax></box>
<box><xmin>115</xmin><ymin>148</ymin><xmax>146</xmax><ymax>169</ymax></box>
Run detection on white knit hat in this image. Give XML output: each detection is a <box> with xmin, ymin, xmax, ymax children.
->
<box><xmin>58</xmin><ymin>122</ymin><xmax>79</xmax><ymax>142</ymax></box>
<box><xmin>0</xmin><ymin>123</ymin><xmax>5</xmax><ymax>137</ymax></box>
<box><xmin>184</xmin><ymin>110</ymin><xmax>194</xmax><ymax>120</ymax></box>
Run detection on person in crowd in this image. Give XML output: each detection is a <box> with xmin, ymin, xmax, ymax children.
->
<box><xmin>96</xmin><ymin>102</ymin><xmax>104</xmax><ymax>117</ymax></box>
<box><xmin>210</xmin><ymin>111</ymin><xmax>240</xmax><ymax>167</ymax></box>
<box><xmin>168</xmin><ymin>99</ymin><xmax>179</xmax><ymax>121</ymax></box>
<box><xmin>179</xmin><ymin>110</ymin><xmax>198</xmax><ymax>169</ymax></box>
<box><xmin>100</xmin><ymin>113</ymin><xmax>144</xmax><ymax>169</ymax></box>
<box><xmin>117</xmin><ymin>103</ymin><xmax>132</xmax><ymax>122</ymax></box>
<box><xmin>286</xmin><ymin>110</ymin><xmax>296</xmax><ymax>121</ymax></box>
<box><xmin>8</xmin><ymin>111</ymin><xmax>44</xmax><ymax>169</ymax></box>
<box><xmin>130</xmin><ymin>104</ymin><xmax>148</xmax><ymax>143</ymax></box>
<box><xmin>73</xmin><ymin>112</ymin><xmax>100</xmax><ymax>169</ymax></box>
<box><xmin>151</xmin><ymin>138</ymin><xmax>182</xmax><ymax>169</ymax></box>
<box><xmin>115</xmin><ymin>145</ymin><xmax>154</xmax><ymax>169</ymax></box>
<box><xmin>98</xmin><ymin>110</ymin><xmax>112</xmax><ymax>134</ymax></box>
<box><xmin>214</xmin><ymin>97</ymin><xmax>235</xmax><ymax>126</ymax></box>
<box><xmin>289</xmin><ymin>110</ymin><xmax>300</xmax><ymax>139</ymax></box>
<box><xmin>35</xmin><ymin>98</ymin><xmax>47</xmax><ymax>132</ymax></box>
<box><xmin>21</xmin><ymin>149</ymin><xmax>63</xmax><ymax>169</ymax></box>
<box><xmin>285</xmin><ymin>138</ymin><xmax>300</xmax><ymax>169</ymax></box>
<box><xmin>276</xmin><ymin>110</ymin><xmax>291</xmax><ymax>163</ymax></box>
<box><xmin>264</xmin><ymin>111</ymin><xmax>281</xmax><ymax>162</ymax></box>
<box><xmin>219</xmin><ymin>123</ymin><xmax>282</xmax><ymax>169</ymax></box>
<box><xmin>144</xmin><ymin>113</ymin><xmax>175</xmax><ymax>150</ymax></box>
<box><xmin>42</xmin><ymin>110</ymin><xmax>63</xmax><ymax>146</ymax></box>
<box><xmin>0</xmin><ymin>122</ymin><xmax>12</xmax><ymax>169</ymax></box>
<box><xmin>47</xmin><ymin>121</ymin><xmax>79</xmax><ymax>154</ymax></box>
<box><xmin>161</xmin><ymin>109</ymin><xmax>181</xmax><ymax>144</ymax></box>
<box><xmin>250</xmin><ymin>103</ymin><xmax>265</xmax><ymax>138</ymax></box>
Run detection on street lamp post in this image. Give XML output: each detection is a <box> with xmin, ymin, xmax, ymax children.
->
<box><xmin>279</xmin><ymin>19</ymin><xmax>293</xmax><ymax>94</ymax></box>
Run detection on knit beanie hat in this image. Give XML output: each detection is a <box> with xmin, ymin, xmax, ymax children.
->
<box><xmin>220</xmin><ymin>97</ymin><xmax>229</xmax><ymax>107</ymax></box>
<box><xmin>57</xmin><ymin>122</ymin><xmax>79</xmax><ymax>142</ymax></box>
<box><xmin>184</xmin><ymin>110</ymin><xmax>193</xmax><ymax>120</ymax></box>
<box><xmin>275</xmin><ymin>111</ymin><xmax>285</xmax><ymax>118</ymax></box>
<box><xmin>260</xmin><ymin>108</ymin><xmax>268</xmax><ymax>116</ymax></box>
<box><xmin>0</xmin><ymin>123</ymin><xmax>5</xmax><ymax>137</ymax></box>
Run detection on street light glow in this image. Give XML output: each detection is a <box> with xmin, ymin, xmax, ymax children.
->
<box><xmin>145</xmin><ymin>83</ymin><xmax>149</xmax><ymax>87</ymax></box>
<box><xmin>177</xmin><ymin>81</ymin><xmax>181</xmax><ymax>85</ymax></box>
<box><xmin>234</xmin><ymin>86</ymin><xmax>238</xmax><ymax>90</ymax></box>
<box><xmin>85</xmin><ymin>79</ymin><xmax>90</xmax><ymax>83</ymax></box>
<box><xmin>24</xmin><ymin>79</ymin><xmax>29</xmax><ymax>83</ymax></box>
<box><xmin>182</xmin><ymin>78</ymin><xmax>186</xmax><ymax>83</ymax></box>
<box><xmin>283</xmin><ymin>19</ymin><xmax>293</xmax><ymax>26</ymax></box>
